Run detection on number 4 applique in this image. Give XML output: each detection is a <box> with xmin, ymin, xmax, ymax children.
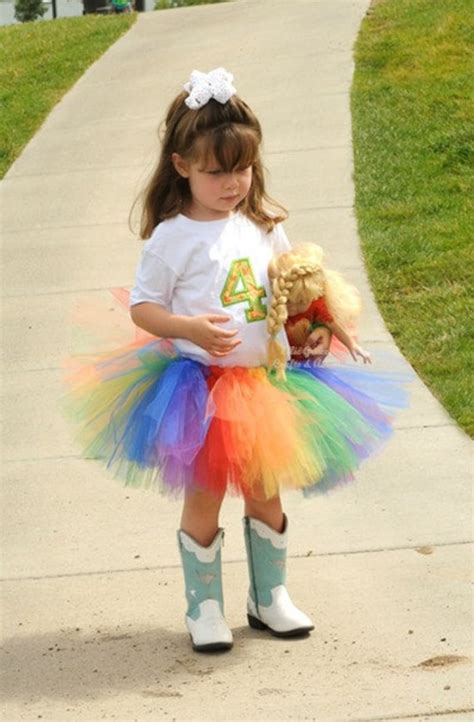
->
<box><xmin>220</xmin><ymin>257</ymin><xmax>267</xmax><ymax>323</ymax></box>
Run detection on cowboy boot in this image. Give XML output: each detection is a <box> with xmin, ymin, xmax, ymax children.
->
<box><xmin>243</xmin><ymin>514</ymin><xmax>314</xmax><ymax>637</ymax></box>
<box><xmin>177</xmin><ymin>527</ymin><xmax>233</xmax><ymax>652</ymax></box>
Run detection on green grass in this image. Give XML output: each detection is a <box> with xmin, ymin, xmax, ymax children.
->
<box><xmin>351</xmin><ymin>0</ymin><xmax>474</xmax><ymax>436</ymax></box>
<box><xmin>0</xmin><ymin>13</ymin><xmax>136</xmax><ymax>179</ymax></box>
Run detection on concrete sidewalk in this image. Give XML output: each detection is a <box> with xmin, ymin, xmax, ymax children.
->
<box><xmin>1</xmin><ymin>1</ymin><xmax>472</xmax><ymax>719</ymax></box>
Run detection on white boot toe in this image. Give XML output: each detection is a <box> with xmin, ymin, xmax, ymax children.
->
<box><xmin>186</xmin><ymin>600</ymin><xmax>233</xmax><ymax>652</ymax></box>
<box><xmin>248</xmin><ymin>586</ymin><xmax>314</xmax><ymax>637</ymax></box>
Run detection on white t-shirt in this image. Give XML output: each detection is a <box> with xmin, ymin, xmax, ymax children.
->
<box><xmin>129</xmin><ymin>210</ymin><xmax>292</xmax><ymax>367</ymax></box>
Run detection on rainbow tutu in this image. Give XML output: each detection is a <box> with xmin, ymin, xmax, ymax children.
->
<box><xmin>62</xmin><ymin>331</ymin><xmax>410</xmax><ymax>500</ymax></box>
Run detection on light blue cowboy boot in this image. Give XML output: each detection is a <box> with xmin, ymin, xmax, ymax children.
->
<box><xmin>177</xmin><ymin>527</ymin><xmax>233</xmax><ymax>652</ymax></box>
<box><xmin>243</xmin><ymin>514</ymin><xmax>314</xmax><ymax>637</ymax></box>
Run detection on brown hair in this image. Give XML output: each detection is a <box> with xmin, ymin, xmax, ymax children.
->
<box><xmin>130</xmin><ymin>90</ymin><xmax>288</xmax><ymax>238</ymax></box>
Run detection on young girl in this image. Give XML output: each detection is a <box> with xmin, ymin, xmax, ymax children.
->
<box><xmin>64</xmin><ymin>67</ymin><xmax>408</xmax><ymax>654</ymax></box>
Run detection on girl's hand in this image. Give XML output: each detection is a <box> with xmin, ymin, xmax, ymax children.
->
<box><xmin>187</xmin><ymin>314</ymin><xmax>241</xmax><ymax>357</ymax></box>
<box><xmin>304</xmin><ymin>326</ymin><xmax>332</xmax><ymax>364</ymax></box>
<box><xmin>350</xmin><ymin>343</ymin><xmax>371</xmax><ymax>364</ymax></box>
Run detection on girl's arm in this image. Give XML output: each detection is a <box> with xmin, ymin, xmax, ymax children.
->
<box><xmin>131</xmin><ymin>301</ymin><xmax>193</xmax><ymax>339</ymax></box>
<box><xmin>130</xmin><ymin>302</ymin><xmax>241</xmax><ymax>357</ymax></box>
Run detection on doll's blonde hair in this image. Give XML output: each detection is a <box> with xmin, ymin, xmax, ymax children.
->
<box><xmin>267</xmin><ymin>242</ymin><xmax>362</xmax><ymax>379</ymax></box>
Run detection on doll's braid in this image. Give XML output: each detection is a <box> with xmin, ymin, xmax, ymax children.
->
<box><xmin>267</xmin><ymin>263</ymin><xmax>324</xmax><ymax>380</ymax></box>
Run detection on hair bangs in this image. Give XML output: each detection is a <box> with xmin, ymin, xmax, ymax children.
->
<box><xmin>136</xmin><ymin>91</ymin><xmax>288</xmax><ymax>237</ymax></box>
<box><xmin>194</xmin><ymin>125</ymin><xmax>260</xmax><ymax>172</ymax></box>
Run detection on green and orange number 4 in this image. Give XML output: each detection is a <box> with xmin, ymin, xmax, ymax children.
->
<box><xmin>220</xmin><ymin>258</ymin><xmax>268</xmax><ymax>323</ymax></box>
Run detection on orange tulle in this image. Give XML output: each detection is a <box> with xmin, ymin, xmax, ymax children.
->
<box><xmin>193</xmin><ymin>366</ymin><xmax>322</xmax><ymax>499</ymax></box>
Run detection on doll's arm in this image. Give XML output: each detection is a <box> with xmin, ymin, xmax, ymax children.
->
<box><xmin>302</xmin><ymin>323</ymin><xmax>332</xmax><ymax>363</ymax></box>
<box><xmin>322</xmin><ymin>320</ymin><xmax>371</xmax><ymax>363</ymax></box>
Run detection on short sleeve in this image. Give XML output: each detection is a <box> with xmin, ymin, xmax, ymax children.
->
<box><xmin>129</xmin><ymin>249</ymin><xmax>178</xmax><ymax>309</ymax></box>
<box><xmin>271</xmin><ymin>221</ymin><xmax>292</xmax><ymax>254</ymax></box>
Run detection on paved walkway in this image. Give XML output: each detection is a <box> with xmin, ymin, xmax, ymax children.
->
<box><xmin>1</xmin><ymin>1</ymin><xmax>472</xmax><ymax>720</ymax></box>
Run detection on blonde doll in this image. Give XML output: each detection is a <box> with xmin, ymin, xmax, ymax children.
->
<box><xmin>267</xmin><ymin>242</ymin><xmax>371</xmax><ymax>377</ymax></box>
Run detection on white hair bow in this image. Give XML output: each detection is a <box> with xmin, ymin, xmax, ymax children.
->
<box><xmin>183</xmin><ymin>67</ymin><xmax>237</xmax><ymax>110</ymax></box>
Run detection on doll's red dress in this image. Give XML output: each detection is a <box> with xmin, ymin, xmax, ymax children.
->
<box><xmin>285</xmin><ymin>297</ymin><xmax>334</xmax><ymax>361</ymax></box>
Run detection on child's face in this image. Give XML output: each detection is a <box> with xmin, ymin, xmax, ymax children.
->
<box><xmin>172</xmin><ymin>152</ymin><xmax>253</xmax><ymax>221</ymax></box>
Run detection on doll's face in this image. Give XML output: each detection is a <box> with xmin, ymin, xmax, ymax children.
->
<box><xmin>287</xmin><ymin>280</ymin><xmax>313</xmax><ymax>315</ymax></box>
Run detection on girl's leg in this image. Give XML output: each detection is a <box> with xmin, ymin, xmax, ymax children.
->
<box><xmin>180</xmin><ymin>487</ymin><xmax>226</xmax><ymax>546</ymax></box>
<box><xmin>244</xmin><ymin>494</ymin><xmax>284</xmax><ymax>532</ymax></box>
